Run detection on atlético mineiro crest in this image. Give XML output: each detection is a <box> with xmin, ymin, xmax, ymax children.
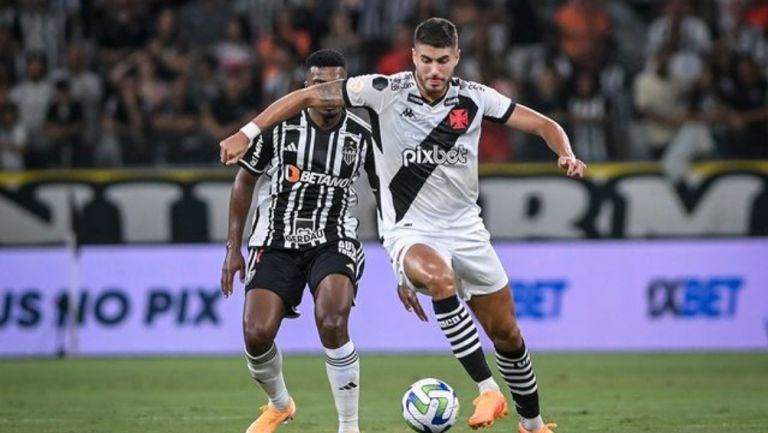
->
<box><xmin>343</xmin><ymin>138</ymin><xmax>356</xmax><ymax>165</ymax></box>
<box><xmin>449</xmin><ymin>108</ymin><xmax>469</xmax><ymax>130</ymax></box>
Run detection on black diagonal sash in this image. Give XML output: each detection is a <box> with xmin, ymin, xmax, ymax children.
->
<box><xmin>388</xmin><ymin>96</ymin><xmax>478</xmax><ymax>222</ymax></box>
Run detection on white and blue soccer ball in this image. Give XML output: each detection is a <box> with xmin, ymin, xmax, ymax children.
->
<box><xmin>401</xmin><ymin>378</ymin><xmax>460</xmax><ymax>433</ymax></box>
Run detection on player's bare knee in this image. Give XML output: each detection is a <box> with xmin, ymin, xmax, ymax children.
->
<box><xmin>316</xmin><ymin>313</ymin><xmax>349</xmax><ymax>347</ymax></box>
<box><xmin>424</xmin><ymin>271</ymin><xmax>456</xmax><ymax>299</ymax></box>
<box><xmin>243</xmin><ymin>320</ymin><xmax>277</xmax><ymax>353</ymax></box>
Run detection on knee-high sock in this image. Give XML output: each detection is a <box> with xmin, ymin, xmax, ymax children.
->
<box><xmin>325</xmin><ymin>341</ymin><xmax>360</xmax><ymax>433</ymax></box>
<box><xmin>495</xmin><ymin>341</ymin><xmax>542</xmax><ymax>423</ymax></box>
<box><xmin>245</xmin><ymin>343</ymin><xmax>290</xmax><ymax>410</ymax></box>
<box><xmin>433</xmin><ymin>295</ymin><xmax>495</xmax><ymax>387</ymax></box>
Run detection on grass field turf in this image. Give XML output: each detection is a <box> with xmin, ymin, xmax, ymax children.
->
<box><xmin>1</xmin><ymin>353</ymin><xmax>766</xmax><ymax>433</ymax></box>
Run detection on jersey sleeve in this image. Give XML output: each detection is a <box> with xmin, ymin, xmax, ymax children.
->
<box><xmin>237</xmin><ymin>130</ymin><xmax>274</xmax><ymax>176</ymax></box>
<box><xmin>342</xmin><ymin>74</ymin><xmax>392</xmax><ymax>113</ymax></box>
<box><xmin>479</xmin><ymin>84</ymin><xmax>517</xmax><ymax>124</ymax></box>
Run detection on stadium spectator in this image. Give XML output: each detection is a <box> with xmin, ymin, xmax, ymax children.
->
<box><xmin>202</xmin><ymin>65</ymin><xmax>259</xmax><ymax>141</ymax></box>
<box><xmin>214</xmin><ymin>16</ymin><xmax>254</xmax><ymax>73</ymax></box>
<box><xmin>504</xmin><ymin>0</ymin><xmax>546</xmax><ymax>82</ymax></box>
<box><xmin>554</xmin><ymin>0</ymin><xmax>613</xmax><ymax>71</ymax></box>
<box><xmin>321</xmin><ymin>10</ymin><xmax>363</xmax><ymax>75</ymax></box>
<box><xmin>187</xmin><ymin>53</ymin><xmax>221</xmax><ymax>107</ymax></box>
<box><xmin>150</xmin><ymin>75</ymin><xmax>207</xmax><ymax>164</ymax></box>
<box><xmin>718</xmin><ymin>0</ymin><xmax>768</xmax><ymax>70</ymax></box>
<box><xmin>660</xmin><ymin>65</ymin><xmax>725</xmax><ymax>181</ymax></box>
<box><xmin>633</xmin><ymin>45</ymin><xmax>691</xmax><ymax>159</ymax></box>
<box><xmin>645</xmin><ymin>0</ymin><xmax>712</xmax><ymax>83</ymax></box>
<box><xmin>0</xmin><ymin>26</ymin><xmax>18</xmax><ymax>78</ymax></box>
<box><xmin>646</xmin><ymin>0</ymin><xmax>712</xmax><ymax>56</ymax></box>
<box><xmin>377</xmin><ymin>23</ymin><xmax>413</xmax><ymax>75</ymax></box>
<box><xmin>518</xmin><ymin>62</ymin><xmax>566</xmax><ymax>161</ymax></box>
<box><xmin>146</xmin><ymin>8</ymin><xmax>188</xmax><ymax>83</ymax></box>
<box><xmin>259</xmin><ymin>39</ymin><xmax>301</xmax><ymax>105</ymax></box>
<box><xmin>10</xmin><ymin>53</ymin><xmax>51</xmax><ymax>168</ymax></box>
<box><xmin>53</xmin><ymin>46</ymin><xmax>103</xmax><ymax>148</ymax></box>
<box><xmin>17</xmin><ymin>0</ymin><xmax>67</xmax><ymax>68</ymax></box>
<box><xmin>102</xmin><ymin>65</ymin><xmax>148</xmax><ymax>165</ymax></box>
<box><xmin>0</xmin><ymin>0</ymin><xmax>17</xmax><ymax>30</ymax></box>
<box><xmin>93</xmin><ymin>0</ymin><xmax>151</xmax><ymax>70</ymax></box>
<box><xmin>566</xmin><ymin>69</ymin><xmax>610</xmax><ymax>161</ymax></box>
<box><xmin>744</xmin><ymin>0</ymin><xmax>768</xmax><ymax>34</ymax></box>
<box><xmin>178</xmin><ymin>0</ymin><xmax>234</xmax><ymax>47</ymax></box>
<box><xmin>0</xmin><ymin>102</ymin><xmax>27</xmax><ymax>170</ymax></box>
<box><xmin>258</xmin><ymin>7</ymin><xmax>311</xmax><ymax>63</ymax></box>
<box><xmin>44</xmin><ymin>78</ymin><xmax>87</xmax><ymax>167</ymax></box>
<box><xmin>720</xmin><ymin>55</ymin><xmax>768</xmax><ymax>158</ymax></box>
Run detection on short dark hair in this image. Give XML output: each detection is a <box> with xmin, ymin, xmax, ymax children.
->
<box><xmin>414</xmin><ymin>17</ymin><xmax>457</xmax><ymax>48</ymax></box>
<box><xmin>305</xmin><ymin>49</ymin><xmax>346</xmax><ymax>69</ymax></box>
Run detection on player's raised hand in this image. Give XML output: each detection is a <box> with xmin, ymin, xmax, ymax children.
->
<box><xmin>220</xmin><ymin>247</ymin><xmax>245</xmax><ymax>299</ymax></box>
<box><xmin>558</xmin><ymin>156</ymin><xmax>586</xmax><ymax>178</ymax></box>
<box><xmin>397</xmin><ymin>285</ymin><xmax>428</xmax><ymax>322</ymax></box>
<box><xmin>219</xmin><ymin>131</ymin><xmax>251</xmax><ymax>166</ymax></box>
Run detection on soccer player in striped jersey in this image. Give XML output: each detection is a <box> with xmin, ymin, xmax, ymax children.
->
<box><xmin>220</xmin><ymin>18</ymin><xmax>586</xmax><ymax>433</ymax></box>
<box><xmin>220</xmin><ymin>49</ymin><xmax>377</xmax><ymax>433</ymax></box>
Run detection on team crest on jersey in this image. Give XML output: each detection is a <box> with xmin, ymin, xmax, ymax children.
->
<box><xmin>449</xmin><ymin>108</ymin><xmax>469</xmax><ymax>130</ymax></box>
<box><xmin>348</xmin><ymin>77</ymin><xmax>364</xmax><ymax>93</ymax></box>
<box><xmin>342</xmin><ymin>137</ymin><xmax>357</xmax><ymax>165</ymax></box>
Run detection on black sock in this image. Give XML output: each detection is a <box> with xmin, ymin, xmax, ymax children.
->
<box><xmin>433</xmin><ymin>295</ymin><xmax>492</xmax><ymax>383</ymax></box>
<box><xmin>495</xmin><ymin>341</ymin><xmax>540</xmax><ymax>418</ymax></box>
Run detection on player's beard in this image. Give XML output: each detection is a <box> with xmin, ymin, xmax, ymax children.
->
<box><xmin>416</xmin><ymin>72</ymin><xmax>447</xmax><ymax>100</ymax></box>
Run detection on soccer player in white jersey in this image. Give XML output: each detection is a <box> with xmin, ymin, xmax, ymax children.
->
<box><xmin>221</xmin><ymin>50</ymin><xmax>376</xmax><ymax>433</ymax></box>
<box><xmin>220</xmin><ymin>18</ymin><xmax>586</xmax><ymax>433</ymax></box>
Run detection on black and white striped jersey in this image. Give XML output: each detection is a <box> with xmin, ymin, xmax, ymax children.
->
<box><xmin>342</xmin><ymin>71</ymin><xmax>516</xmax><ymax>239</ymax></box>
<box><xmin>238</xmin><ymin>109</ymin><xmax>377</xmax><ymax>250</ymax></box>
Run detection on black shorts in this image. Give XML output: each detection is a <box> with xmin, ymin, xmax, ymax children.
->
<box><xmin>245</xmin><ymin>239</ymin><xmax>365</xmax><ymax>318</ymax></box>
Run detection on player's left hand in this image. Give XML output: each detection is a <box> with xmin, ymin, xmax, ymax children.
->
<box><xmin>397</xmin><ymin>285</ymin><xmax>428</xmax><ymax>322</ymax></box>
<box><xmin>219</xmin><ymin>131</ymin><xmax>251</xmax><ymax>166</ymax></box>
<box><xmin>558</xmin><ymin>156</ymin><xmax>586</xmax><ymax>178</ymax></box>
<box><xmin>220</xmin><ymin>246</ymin><xmax>245</xmax><ymax>299</ymax></box>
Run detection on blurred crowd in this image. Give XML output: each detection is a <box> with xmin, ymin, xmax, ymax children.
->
<box><xmin>0</xmin><ymin>0</ymin><xmax>766</xmax><ymax>170</ymax></box>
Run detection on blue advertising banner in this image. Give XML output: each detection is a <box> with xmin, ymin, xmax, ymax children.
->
<box><xmin>1</xmin><ymin>240</ymin><xmax>767</xmax><ymax>356</ymax></box>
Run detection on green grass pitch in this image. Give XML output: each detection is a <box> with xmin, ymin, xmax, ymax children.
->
<box><xmin>1</xmin><ymin>353</ymin><xmax>766</xmax><ymax>433</ymax></box>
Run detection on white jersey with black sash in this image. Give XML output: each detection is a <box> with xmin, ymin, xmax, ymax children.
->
<box><xmin>342</xmin><ymin>71</ymin><xmax>516</xmax><ymax>241</ymax></box>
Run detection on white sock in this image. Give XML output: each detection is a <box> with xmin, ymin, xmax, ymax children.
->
<box><xmin>324</xmin><ymin>341</ymin><xmax>360</xmax><ymax>433</ymax></box>
<box><xmin>478</xmin><ymin>376</ymin><xmax>501</xmax><ymax>393</ymax></box>
<box><xmin>245</xmin><ymin>344</ymin><xmax>291</xmax><ymax>410</ymax></box>
<box><xmin>521</xmin><ymin>415</ymin><xmax>545</xmax><ymax>431</ymax></box>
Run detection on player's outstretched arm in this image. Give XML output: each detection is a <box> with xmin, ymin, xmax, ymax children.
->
<box><xmin>219</xmin><ymin>80</ymin><xmax>345</xmax><ymax>165</ymax></box>
<box><xmin>221</xmin><ymin>168</ymin><xmax>258</xmax><ymax>298</ymax></box>
<box><xmin>506</xmin><ymin>104</ymin><xmax>587</xmax><ymax>178</ymax></box>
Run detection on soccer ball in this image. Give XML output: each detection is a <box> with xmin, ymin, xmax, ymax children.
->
<box><xmin>401</xmin><ymin>378</ymin><xmax>460</xmax><ymax>433</ymax></box>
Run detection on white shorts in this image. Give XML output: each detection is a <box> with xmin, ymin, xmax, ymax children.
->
<box><xmin>383</xmin><ymin>226</ymin><xmax>509</xmax><ymax>300</ymax></box>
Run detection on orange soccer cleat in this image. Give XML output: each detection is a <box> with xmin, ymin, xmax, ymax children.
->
<box><xmin>468</xmin><ymin>390</ymin><xmax>509</xmax><ymax>429</ymax></box>
<box><xmin>518</xmin><ymin>422</ymin><xmax>558</xmax><ymax>433</ymax></box>
<box><xmin>245</xmin><ymin>398</ymin><xmax>297</xmax><ymax>433</ymax></box>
